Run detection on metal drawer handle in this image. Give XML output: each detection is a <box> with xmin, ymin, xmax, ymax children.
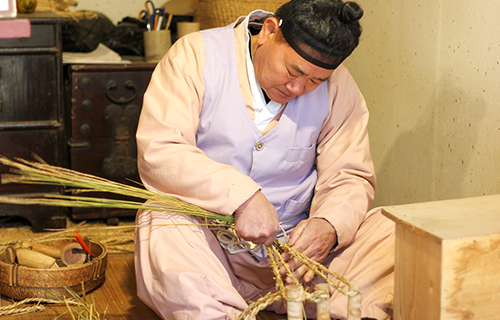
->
<box><xmin>106</xmin><ymin>80</ymin><xmax>138</xmax><ymax>104</ymax></box>
<box><xmin>68</xmin><ymin>140</ymin><xmax>91</xmax><ymax>149</ymax></box>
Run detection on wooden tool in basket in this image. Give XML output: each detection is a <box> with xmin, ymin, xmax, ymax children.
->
<box><xmin>0</xmin><ymin>238</ymin><xmax>107</xmax><ymax>300</ymax></box>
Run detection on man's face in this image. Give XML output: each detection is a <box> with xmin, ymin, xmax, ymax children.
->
<box><xmin>252</xmin><ymin>18</ymin><xmax>334</xmax><ymax>104</ymax></box>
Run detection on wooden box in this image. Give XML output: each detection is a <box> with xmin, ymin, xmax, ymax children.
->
<box><xmin>65</xmin><ymin>63</ymin><xmax>155</xmax><ymax>223</ymax></box>
<box><xmin>382</xmin><ymin>194</ymin><xmax>500</xmax><ymax>320</ymax></box>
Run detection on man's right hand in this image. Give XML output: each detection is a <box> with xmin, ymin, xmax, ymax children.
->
<box><xmin>233</xmin><ymin>191</ymin><xmax>279</xmax><ymax>246</ymax></box>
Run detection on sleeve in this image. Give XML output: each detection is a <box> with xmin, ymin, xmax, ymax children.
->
<box><xmin>309</xmin><ymin>65</ymin><xmax>376</xmax><ymax>250</ymax></box>
<box><xmin>136</xmin><ymin>32</ymin><xmax>261</xmax><ymax>216</ymax></box>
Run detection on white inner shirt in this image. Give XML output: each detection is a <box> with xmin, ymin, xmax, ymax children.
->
<box><xmin>243</xmin><ymin>13</ymin><xmax>282</xmax><ymax>132</ymax></box>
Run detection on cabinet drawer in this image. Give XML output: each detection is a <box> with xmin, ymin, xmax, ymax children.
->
<box><xmin>0</xmin><ymin>24</ymin><xmax>55</xmax><ymax>48</ymax></box>
<box><xmin>70</xmin><ymin>69</ymin><xmax>153</xmax><ymax>140</ymax></box>
<box><xmin>70</xmin><ymin>136</ymin><xmax>139</xmax><ymax>181</ymax></box>
<box><xmin>0</xmin><ymin>54</ymin><xmax>60</xmax><ymax>123</ymax></box>
<box><xmin>0</xmin><ymin>129</ymin><xmax>63</xmax><ymax>194</ymax></box>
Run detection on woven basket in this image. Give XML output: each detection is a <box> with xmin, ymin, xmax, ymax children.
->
<box><xmin>0</xmin><ymin>238</ymin><xmax>107</xmax><ymax>300</ymax></box>
<box><xmin>36</xmin><ymin>0</ymin><xmax>77</xmax><ymax>12</ymax></box>
<box><xmin>194</xmin><ymin>0</ymin><xmax>288</xmax><ymax>29</ymax></box>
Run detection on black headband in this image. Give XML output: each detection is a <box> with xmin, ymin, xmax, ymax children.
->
<box><xmin>279</xmin><ymin>18</ymin><xmax>353</xmax><ymax>70</ymax></box>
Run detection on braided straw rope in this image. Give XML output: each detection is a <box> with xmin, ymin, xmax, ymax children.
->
<box><xmin>0</xmin><ymin>298</ymin><xmax>78</xmax><ymax>317</ymax></box>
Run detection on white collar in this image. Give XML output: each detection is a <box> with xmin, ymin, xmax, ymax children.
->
<box><xmin>241</xmin><ymin>12</ymin><xmax>282</xmax><ymax>131</ymax></box>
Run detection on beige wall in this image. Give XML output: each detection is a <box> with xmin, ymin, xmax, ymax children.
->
<box><xmin>74</xmin><ymin>0</ymin><xmax>500</xmax><ymax>207</ymax></box>
<box><xmin>343</xmin><ymin>0</ymin><xmax>500</xmax><ymax>207</ymax></box>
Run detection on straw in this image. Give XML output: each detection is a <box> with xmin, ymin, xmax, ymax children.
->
<box><xmin>0</xmin><ymin>156</ymin><xmax>358</xmax><ymax>319</ymax></box>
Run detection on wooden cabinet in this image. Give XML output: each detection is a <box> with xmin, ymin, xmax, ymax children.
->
<box><xmin>0</xmin><ymin>13</ymin><xmax>155</xmax><ymax>229</ymax></box>
<box><xmin>0</xmin><ymin>12</ymin><xmax>68</xmax><ymax>231</ymax></box>
<box><xmin>65</xmin><ymin>63</ymin><xmax>155</xmax><ymax>223</ymax></box>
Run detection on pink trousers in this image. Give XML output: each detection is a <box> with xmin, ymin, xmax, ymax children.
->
<box><xmin>134</xmin><ymin>208</ymin><xmax>394</xmax><ymax>320</ymax></box>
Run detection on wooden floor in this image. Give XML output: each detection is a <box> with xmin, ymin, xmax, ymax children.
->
<box><xmin>0</xmin><ymin>252</ymin><xmax>286</xmax><ymax>320</ymax></box>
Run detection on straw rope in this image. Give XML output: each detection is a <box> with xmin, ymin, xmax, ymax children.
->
<box><xmin>0</xmin><ymin>298</ymin><xmax>78</xmax><ymax>317</ymax></box>
<box><xmin>238</xmin><ymin>292</ymin><xmax>282</xmax><ymax>320</ymax></box>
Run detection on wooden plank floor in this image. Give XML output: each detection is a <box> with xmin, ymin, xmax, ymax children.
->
<box><xmin>0</xmin><ymin>252</ymin><xmax>286</xmax><ymax>320</ymax></box>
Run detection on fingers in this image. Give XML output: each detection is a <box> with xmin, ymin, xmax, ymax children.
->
<box><xmin>233</xmin><ymin>191</ymin><xmax>280</xmax><ymax>245</ymax></box>
<box><xmin>287</xmin><ymin>222</ymin><xmax>306</xmax><ymax>246</ymax></box>
<box><xmin>243</xmin><ymin>230</ymin><xmax>277</xmax><ymax>246</ymax></box>
<box><xmin>235</xmin><ymin>217</ymin><xmax>279</xmax><ymax>245</ymax></box>
<box><xmin>281</xmin><ymin>263</ymin><xmax>315</xmax><ymax>284</ymax></box>
<box><xmin>278</xmin><ymin>219</ymin><xmax>336</xmax><ymax>283</ymax></box>
<box><xmin>303</xmin><ymin>269</ymin><xmax>316</xmax><ymax>283</ymax></box>
<box><xmin>263</xmin><ymin>234</ymin><xmax>277</xmax><ymax>246</ymax></box>
<box><xmin>236</xmin><ymin>230</ymin><xmax>276</xmax><ymax>246</ymax></box>
<box><xmin>278</xmin><ymin>253</ymin><xmax>307</xmax><ymax>282</ymax></box>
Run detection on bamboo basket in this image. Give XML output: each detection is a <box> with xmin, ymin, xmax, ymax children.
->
<box><xmin>36</xmin><ymin>0</ymin><xmax>77</xmax><ymax>12</ymax></box>
<box><xmin>193</xmin><ymin>0</ymin><xmax>288</xmax><ymax>29</ymax></box>
<box><xmin>0</xmin><ymin>238</ymin><xmax>107</xmax><ymax>300</ymax></box>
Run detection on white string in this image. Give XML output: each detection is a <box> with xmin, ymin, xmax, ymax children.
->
<box><xmin>279</xmin><ymin>224</ymin><xmax>289</xmax><ymax>243</ymax></box>
<box><xmin>211</xmin><ymin>221</ymin><xmax>289</xmax><ymax>255</ymax></box>
<box><xmin>210</xmin><ymin>222</ymin><xmax>264</xmax><ymax>254</ymax></box>
<box><xmin>215</xmin><ymin>228</ymin><xmax>257</xmax><ymax>254</ymax></box>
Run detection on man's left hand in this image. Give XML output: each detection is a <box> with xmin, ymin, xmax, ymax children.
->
<box><xmin>279</xmin><ymin>218</ymin><xmax>337</xmax><ymax>283</ymax></box>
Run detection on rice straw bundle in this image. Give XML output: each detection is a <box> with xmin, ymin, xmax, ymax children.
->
<box><xmin>0</xmin><ymin>156</ymin><xmax>359</xmax><ymax>319</ymax></box>
<box><xmin>0</xmin><ymin>156</ymin><xmax>232</xmax><ymax>224</ymax></box>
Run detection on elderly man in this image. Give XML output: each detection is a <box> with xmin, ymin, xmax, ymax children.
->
<box><xmin>134</xmin><ymin>0</ymin><xmax>394</xmax><ymax>319</ymax></box>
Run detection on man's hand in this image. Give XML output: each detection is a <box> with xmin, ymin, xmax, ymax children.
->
<box><xmin>280</xmin><ymin>218</ymin><xmax>337</xmax><ymax>283</ymax></box>
<box><xmin>234</xmin><ymin>191</ymin><xmax>279</xmax><ymax>246</ymax></box>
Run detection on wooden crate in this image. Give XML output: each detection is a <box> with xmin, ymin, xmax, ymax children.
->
<box><xmin>382</xmin><ymin>194</ymin><xmax>500</xmax><ymax>320</ymax></box>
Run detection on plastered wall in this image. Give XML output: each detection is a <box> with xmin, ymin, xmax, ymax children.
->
<box><xmin>343</xmin><ymin>0</ymin><xmax>500</xmax><ymax>207</ymax></box>
<box><xmin>73</xmin><ymin>0</ymin><xmax>500</xmax><ymax>208</ymax></box>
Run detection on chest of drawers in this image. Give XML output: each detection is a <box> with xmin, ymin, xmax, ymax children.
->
<box><xmin>0</xmin><ymin>12</ymin><xmax>68</xmax><ymax>231</ymax></box>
